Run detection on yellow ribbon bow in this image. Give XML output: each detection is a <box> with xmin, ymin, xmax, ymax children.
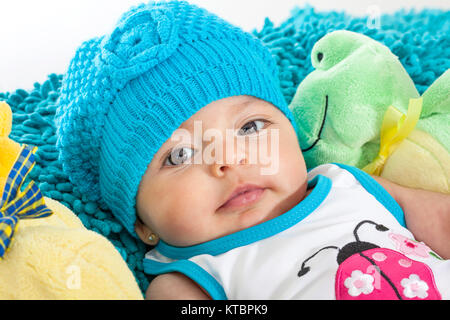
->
<box><xmin>0</xmin><ymin>144</ymin><xmax>53</xmax><ymax>258</ymax></box>
<box><xmin>363</xmin><ymin>97</ymin><xmax>423</xmax><ymax>176</ymax></box>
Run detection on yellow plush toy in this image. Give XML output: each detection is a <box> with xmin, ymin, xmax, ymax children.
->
<box><xmin>0</xmin><ymin>101</ymin><xmax>143</xmax><ymax>299</ymax></box>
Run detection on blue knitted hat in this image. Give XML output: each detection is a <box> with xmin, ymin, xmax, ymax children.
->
<box><xmin>55</xmin><ymin>0</ymin><xmax>299</xmax><ymax>237</ymax></box>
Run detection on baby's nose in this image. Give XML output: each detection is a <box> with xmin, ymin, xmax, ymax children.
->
<box><xmin>210</xmin><ymin>157</ymin><xmax>247</xmax><ymax>177</ymax></box>
<box><xmin>209</xmin><ymin>138</ymin><xmax>248</xmax><ymax>175</ymax></box>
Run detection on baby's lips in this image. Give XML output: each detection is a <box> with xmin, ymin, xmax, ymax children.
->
<box><xmin>218</xmin><ymin>184</ymin><xmax>265</xmax><ymax>209</ymax></box>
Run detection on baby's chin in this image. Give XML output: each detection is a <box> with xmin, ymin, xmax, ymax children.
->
<box><xmin>234</xmin><ymin>201</ymin><xmax>281</xmax><ymax>230</ymax></box>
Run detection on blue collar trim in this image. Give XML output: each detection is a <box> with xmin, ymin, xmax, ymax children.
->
<box><xmin>155</xmin><ymin>174</ymin><xmax>332</xmax><ymax>260</ymax></box>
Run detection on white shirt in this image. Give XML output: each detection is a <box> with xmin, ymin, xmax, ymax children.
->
<box><xmin>143</xmin><ymin>163</ymin><xmax>450</xmax><ymax>300</ymax></box>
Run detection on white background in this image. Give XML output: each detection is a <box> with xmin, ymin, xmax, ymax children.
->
<box><xmin>0</xmin><ymin>0</ymin><xmax>449</xmax><ymax>93</ymax></box>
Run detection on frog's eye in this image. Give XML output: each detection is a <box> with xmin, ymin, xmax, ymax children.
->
<box><xmin>317</xmin><ymin>52</ymin><xmax>323</xmax><ymax>63</ymax></box>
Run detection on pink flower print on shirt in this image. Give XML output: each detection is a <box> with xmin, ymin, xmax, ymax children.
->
<box><xmin>389</xmin><ymin>233</ymin><xmax>430</xmax><ymax>258</ymax></box>
<box><xmin>343</xmin><ymin>270</ymin><xmax>375</xmax><ymax>297</ymax></box>
<box><xmin>401</xmin><ymin>274</ymin><xmax>429</xmax><ymax>299</ymax></box>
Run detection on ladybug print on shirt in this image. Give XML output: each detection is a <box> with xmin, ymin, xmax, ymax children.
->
<box><xmin>297</xmin><ymin>220</ymin><xmax>442</xmax><ymax>300</ymax></box>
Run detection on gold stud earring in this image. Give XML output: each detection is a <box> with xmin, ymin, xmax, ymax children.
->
<box><xmin>148</xmin><ymin>233</ymin><xmax>159</xmax><ymax>246</ymax></box>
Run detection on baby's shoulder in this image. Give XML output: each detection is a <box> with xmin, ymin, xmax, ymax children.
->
<box><xmin>146</xmin><ymin>272</ymin><xmax>210</xmax><ymax>300</ymax></box>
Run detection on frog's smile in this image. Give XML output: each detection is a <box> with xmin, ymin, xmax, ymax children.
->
<box><xmin>302</xmin><ymin>95</ymin><xmax>328</xmax><ymax>152</ymax></box>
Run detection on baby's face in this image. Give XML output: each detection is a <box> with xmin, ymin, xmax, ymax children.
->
<box><xmin>136</xmin><ymin>95</ymin><xmax>308</xmax><ymax>247</ymax></box>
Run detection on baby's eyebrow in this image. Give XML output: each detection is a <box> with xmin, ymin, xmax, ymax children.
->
<box><xmin>179</xmin><ymin>121</ymin><xmax>194</xmax><ymax>132</ymax></box>
<box><xmin>230</xmin><ymin>99</ymin><xmax>258</xmax><ymax>114</ymax></box>
<box><xmin>179</xmin><ymin>99</ymin><xmax>257</xmax><ymax>132</ymax></box>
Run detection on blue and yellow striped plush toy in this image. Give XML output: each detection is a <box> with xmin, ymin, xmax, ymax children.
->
<box><xmin>0</xmin><ymin>101</ymin><xmax>143</xmax><ymax>299</ymax></box>
<box><xmin>0</xmin><ymin>143</ymin><xmax>53</xmax><ymax>258</ymax></box>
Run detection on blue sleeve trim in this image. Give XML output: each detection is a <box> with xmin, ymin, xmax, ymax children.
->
<box><xmin>332</xmin><ymin>163</ymin><xmax>406</xmax><ymax>228</ymax></box>
<box><xmin>143</xmin><ymin>258</ymin><xmax>228</xmax><ymax>300</ymax></box>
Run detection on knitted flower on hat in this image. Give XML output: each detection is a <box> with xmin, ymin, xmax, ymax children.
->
<box><xmin>101</xmin><ymin>3</ymin><xmax>180</xmax><ymax>84</ymax></box>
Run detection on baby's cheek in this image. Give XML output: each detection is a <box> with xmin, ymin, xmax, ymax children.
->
<box><xmin>159</xmin><ymin>205</ymin><xmax>206</xmax><ymax>246</ymax></box>
<box><xmin>278</xmin><ymin>142</ymin><xmax>306</xmax><ymax>183</ymax></box>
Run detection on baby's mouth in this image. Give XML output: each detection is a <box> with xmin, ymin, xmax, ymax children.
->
<box><xmin>218</xmin><ymin>184</ymin><xmax>266</xmax><ymax>211</ymax></box>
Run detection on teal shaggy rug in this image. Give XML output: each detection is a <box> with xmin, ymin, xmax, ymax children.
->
<box><xmin>1</xmin><ymin>5</ymin><xmax>449</xmax><ymax>294</ymax></box>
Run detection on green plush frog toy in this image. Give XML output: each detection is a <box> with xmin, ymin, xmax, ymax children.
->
<box><xmin>289</xmin><ymin>30</ymin><xmax>449</xmax><ymax>193</ymax></box>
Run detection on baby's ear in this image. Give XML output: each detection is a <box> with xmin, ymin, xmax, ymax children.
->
<box><xmin>134</xmin><ymin>217</ymin><xmax>155</xmax><ymax>245</ymax></box>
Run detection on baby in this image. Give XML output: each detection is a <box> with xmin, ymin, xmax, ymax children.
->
<box><xmin>55</xmin><ymin>0</ymin><xmax>450</xmax><ymax>300</ymax></box>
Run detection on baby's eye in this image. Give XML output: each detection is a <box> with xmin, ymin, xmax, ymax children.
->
<box><xmin>238</xmin><ymin>119</ymin><xmax>269</xmax><ymax>136</ymax></box>
<box><xmin>164</xmin><ymin>147</ymin><xmax>195</xmax><ymax>166</ymax></box>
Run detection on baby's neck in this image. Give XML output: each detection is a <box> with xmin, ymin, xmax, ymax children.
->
<box><xmin>304</xmin><ymin>185</ymin><xmax>314</xmax><ymax>199</ymax></box>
